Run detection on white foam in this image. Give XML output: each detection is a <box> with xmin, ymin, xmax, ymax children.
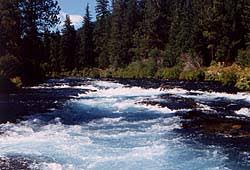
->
<box><xmin>235</xmin><ymin>108</ymin><xmax>250</xmax><ymax>117</ymax></box>
<box><xmin>196</xmin><ymin>103</ymin><xmax>214</xmax><ymax>111</ymax></box>
<box><xmin>78</xmin><ymin>86</ymin><xmax>166</xmax><ymax>98</ymax></box>
<box><xmin>92</xmin><ymin>80</ymin><xmax>125</xmax><ymax>88</ymax></box>
<box><xmin>164</xmin><ymin>87</ymin><xmax>250</xmax><ymax>103</ymax></box>
<box><xmin>28</xmin><ymin>84</ymin><xmax>71</xmax><ymax>89</ymax></box>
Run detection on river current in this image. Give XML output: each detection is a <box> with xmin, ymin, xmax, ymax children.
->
<box><xmin>0</xmin><ymin>78</ymin><xmax>249</xmax><ymax>170</ymax></box>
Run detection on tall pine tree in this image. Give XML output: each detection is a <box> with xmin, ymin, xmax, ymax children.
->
<box><xmin>60</xmin><ymin>15</ymin><xmax>76</xmax><ymax>71</ymax></box>
<box><xmin>0</xmin><ymin>0</ymin><xmax>21</xmax><ymax>57</ymax></box>
<box><xmin>79</xmin><ymin>4</ymin><xmax>95</xmax><ymax>68</ymax></box>
<box><xmin>94</xmin><ymin>0</ymin><xmax>111</xmax><ymax>68</ymax></box>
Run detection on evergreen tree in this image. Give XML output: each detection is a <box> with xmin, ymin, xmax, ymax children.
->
<box><xmin>19</xmin><ymin>0</ymin><xmax>60</xmax><ymax>61</ymax></box>
<box><xmin>79</xmin><ymin>4</ymin><xmax>95</xmax><ymax>68</ymax></box>
<box><xmin>60</xmin><ymin>15</ymin><xmax>77</xmax><ymax>71</ymax></box>
<box><xmin>164</xmin><ymin>0</ymin><xmax>196</xmax><ymax>67</ymax></box>
<box><xmin>0</xmin><ymin>0</ymin><xmax>21</xmax><ymax>57</ymax></box>
<box><xmin>19</xmin><ymin>0</ymin><xmax>60</xmax><ymax>81</ymax></box>
<box><xmin>123</xmin><ymin>0</ymin><xmax>139</xmax><ymax>63</ymax></box>
<box><xmin>109</xmin><ymin>0</ymin><xmax>125</xmax><ymax>68</ymax></box>
<box><xmin>94</xmin><ymin>0</ymin><xmax>111</xmax><ymax>68</ymax></box>
<box><xmin>49</xmin><ymin>30</ymin><xmax>61</xmax><ymax>72</ymax></box>
<box><xmin>240</xmin><ymin>0</ymin><xmax>250</xmax><ymax>48</ymax></box>
<box><xmin>134</xmin><ymin>0</ymin><xmax>169</xmax><ymax>61</ymax></box>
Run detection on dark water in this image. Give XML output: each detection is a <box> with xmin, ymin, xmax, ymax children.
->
<box><xmin>0</xmin><ymin>78</ymin><xmax>249</xmax><ymax>170</ymax></box>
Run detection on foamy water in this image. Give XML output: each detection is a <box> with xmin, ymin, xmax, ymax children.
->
<box><xmin>0</xmin><ymin>79</ymin><xmax>249</xmax><ymax>170</ymax></box>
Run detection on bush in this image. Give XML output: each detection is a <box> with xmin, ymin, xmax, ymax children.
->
<box><xmin>179</xmin><ymin>70</ymin><xmax>205</xmax><ymax>81</ymax></box>
<box><xmin>112</xmin><ymin>58</ymin><xmax>157</xmax><ymax>79</ymax></box>
<box><xmin>88</xmin><ymin>69</ymin><xmax>100</xmax><ymax>78</ymax></box>
<box><xmin>156</xmin><ymin>67</ymin><xmax>181</xmax><ymax>80</ymax></box>
<box><xmin>99</xmin><ymin>69</ymin><xmax>113</xmax><ymax>78</ymax></box>
<box><xmin>235</xmin><ymin>76</ymin><xmax>250</xmax><ymax>91</ymax></box>
<box><xmin>10</xmin><ymin>76</ymin><xmax>22</xmax><ymax>88</ymax></box>
<box><xmin>236</xmin><ymin>49</ymin><xmax>250</xmax><ymax>67</ymax></box>
<box><xmin>0</xmin><ymin>55</ymin><xmax>21</xmax><ymax>78</ymax></box>
<box><xmin>219</xmin><ymin>72</ymin><xmax>237</xmax><ymax>86</ymax></box>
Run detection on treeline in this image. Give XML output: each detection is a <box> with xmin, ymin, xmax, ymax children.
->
<box><xmin>1</xmin><ymin>0</ymin><xmax>250</xmax><ymax>85</ymax></box>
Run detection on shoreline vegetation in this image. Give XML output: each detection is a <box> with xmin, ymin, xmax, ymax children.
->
<box><xmin>1</xmin><ymin>62</ymin><xmax>249</xmax><ymax>93</ymax></box>
<box><xmin>1</xmin><ymin>0</ymin><xmax>250</xmax><ymax>93</ymax></box>
<box><xmin>45</xmin><ymin>63</ymin><xmax>250</xmax><ymax>92</ymax></box>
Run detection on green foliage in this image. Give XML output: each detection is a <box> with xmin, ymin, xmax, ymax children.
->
<box><xmin>219</xmin><ymin>72</ymin><xmax>238</xmax><ymax>86</ymax></box>
<box><xmin>179</xmin><ymin>70</ymin><xmax>205</xmax><ymax>81</ymax></box>
<box><xmin>1</xmin><ymin>0</ymin><xmax>250</xmax><ymax>86</ymax></box>
<box><xmin>79</xmin><ymin>4</ymin><xmax>95</xmax><ymax>68</ymax></box>
<box><xmin>60</xmin><ymin>15</ymin><xmax>77</xmax><ymax>71</ymax></box>
<box><xmin>235</xmin><ymin>76</ymin><xmax>250</xmax><ymax>91</ymax></box>
<box><xmin>156</xmin><ymin>67</ymin><xmax>181</xmax><ymax>80</ymax></box>
<box><xmin>236</xmin><ymin>49</ymin><xmax>250</xmax><ymax>67</ymax></box>
<box><xmin>111</xmin><ymin>58</ymin><xmax>157</xmax><ymax>79</ymax></box>
<box><xmin>10</xmin><ymin>76</ymin><xmax>22</xmax><ymax>88</ymax></box>
<box><xmin>94</xmin><ymin>0</ymin><xmax>111</xmax><ymax>68</ymax></box>
<box><xmin>0</xmin><ymin>55</ymin><xmax>21</xmax><ymax>78</ymax></box>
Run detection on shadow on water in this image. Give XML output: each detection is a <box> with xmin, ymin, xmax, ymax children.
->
<box><xmin>0</xmin><ymin>78</ymin><xmax>249</xmax><ymax>169</ymax></box>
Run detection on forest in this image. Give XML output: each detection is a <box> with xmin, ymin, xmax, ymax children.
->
<box><xmin>0</xmin><ymin>0</ymin><xmax>250</xmax><ymax>91</ymax></box>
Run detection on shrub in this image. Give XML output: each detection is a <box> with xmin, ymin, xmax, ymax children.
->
<box><xmin>113</xmin><ymin>58</ymin><xmax>157</xmax><ymax>79</ymax></box>
<box><xmin>179</xmin><ymin>70</ymin><xmax>205</xmax><ymax>81</ymax></box>
<box><xmin>235</xmin><ymin>76</ymin><xmax>250</xmax><ymax>91</ymax></box>
<box><xmin>219</xmin><ymin>72</ymin><xmax>237</xmax><ymax>86</ymax></box>
<box><xmin>88</xmin><ymin>69</ymin><xmax>100</xmax><ymax>78</ymax></box>
<box><xmin>156</xmin><ymin>67</ymin><xmax>181</xmax><ymax>80</ymax></box>
<box><xmin>100</xmin><ymin>69</ymin><xmax>113</xmax><ymax>78</ymax></box>
<box><xmin>10</xmin><ymin>76</ymin><xmax>22</xmax><ymax>88</ymax></box>
<box><xmin>236</xmin><ymin>49</ymin><xmax>250</xmax><ymax>67</ymax></box>
<box><xmin>0</xmin><ymin>55</ymin><xmax>21</xmax><ymax>78</ymax></box>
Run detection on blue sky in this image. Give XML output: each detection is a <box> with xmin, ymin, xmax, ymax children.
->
<box><xmin>57</xmin><ymin>0</ymin><xmax>97</xmax><ymax>29</ymax></box>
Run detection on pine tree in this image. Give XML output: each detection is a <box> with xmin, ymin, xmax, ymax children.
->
<box><xmin>241</xmin><ymin>0</ymin><xmax>250</xmax><ymax>48</ymax></box>
<box><xmin>0</xmin><ymin>0</ymin><xmax>21</xmax><ymax>57</ymax></box>
<box><xmin>109</xmin><ymin>0</ymin><xmax>125</xmax><ymax>68</ymax></box>
<box><xmin>49</xmin><ymin>30</ymin><xmax>61</xmax><ymax>72</ymax></box>
<box><xmin>19</xmin><ymin>0</ymin><xmax>60</xmax><ymax>81</ymax></box>
<box><xmin>134</xmin><ymin>0</ymin><xmax>169</xmax><ymax>61</ymax></box>
<box><xmin>123</xmin><ymin>0</ymin><xmax>139</xmax><ymax>63</ymax></box>
<box><xmin>19</xmin><ymin>0</ymin><xmax>60</xmax><ymax>60</ymax></box>
<box><xmin>94</xmin><ymin>0</ymin><xmax>111</xmax><ymax>68</ymax></box>
<box><xmin>79</xmin><ymin>4</ymin><xmax>95</xmax><ymax>68</ymax></box>
<box><xmin>60</xmin><ymin>15</ymin><xmax>77</xmax><ymax>71</ymax></box>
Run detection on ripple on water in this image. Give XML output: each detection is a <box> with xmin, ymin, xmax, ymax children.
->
<box><xmin>0</xmin><ymin>79</ymin><xmax>250</xmax><ymax>170</ymax></box>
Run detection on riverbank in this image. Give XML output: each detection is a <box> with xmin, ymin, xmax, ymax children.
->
<box><xmin>46</xmin><ymin>63</ymin><xmax>250</xmax><ymax>92</ymax></box>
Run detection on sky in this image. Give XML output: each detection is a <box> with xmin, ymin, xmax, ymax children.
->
<box><xmin>57</xmin><ymin>0</ymin><xmax>97</xmax><ymax>29</ymax></box>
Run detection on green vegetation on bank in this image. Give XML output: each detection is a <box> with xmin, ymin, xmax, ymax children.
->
<box><xmin>1</xmin><ymin>0</ymin><xmax>250</xmax><ymax>92</ymax></box>
<box><xmin>47</xmin><ymin>60</ymin><xmax>250</xmax><ymax>91</ymax></box>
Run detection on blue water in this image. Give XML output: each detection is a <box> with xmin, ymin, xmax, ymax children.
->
<box><xmin>0</xmin><ymin>79</ymin><xmax>249</xmax><ymax>170</ymax></box>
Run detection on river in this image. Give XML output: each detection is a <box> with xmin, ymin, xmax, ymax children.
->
<box><xmin>0</xmin><ymin>78</ymin><xmax>249</xmax><ymax>170</ymax></box>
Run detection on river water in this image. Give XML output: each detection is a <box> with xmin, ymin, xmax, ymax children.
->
<box><xmin>0</xmin><ymin>78</ymin><xmax>249</xmax><ymax>170</ymax></box>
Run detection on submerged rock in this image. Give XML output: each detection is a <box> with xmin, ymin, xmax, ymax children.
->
<box><xmin>182</xmin><ymin>110</ymin><xmax>250</xmax><ymax>138</ymax></box>
<box><xmin>0</xmin><ymin>156</ymin><xmax>35</xmax><ymax>170</ymax></box>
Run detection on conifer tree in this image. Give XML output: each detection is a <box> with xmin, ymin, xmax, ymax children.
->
<box><xmin>60</xmin><ymin>15</ymin><xmax>76</xmax><ymax>71</ymax></box>
<box><xmin>0</xmin><ymin>0</ymin><xmax>21</xmax><ymax>57</ymax></box>
<box><xmin>109</xmin><ymin>0</ymin><xmax>125</xmax><ymax>68</ymax></box>
<box><xmin>49</xmin><ymin>31</ymin><xmax>61</xmax><ymax>72</ymax></box>
<box><xmin>79</xmin><ymin>4</ymin><xmax>95</xmax><ymax>68</ymax></box>
<box><xmin>94</xmin><ymin>0</ymin><xmax>111</xmax><ymax>68</ymax></box>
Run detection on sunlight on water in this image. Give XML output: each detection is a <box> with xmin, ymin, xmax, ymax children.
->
<box><xmin>0</xmin><ymin>79</ymin><xmax>249</xmax><ymax>170</ymax></box>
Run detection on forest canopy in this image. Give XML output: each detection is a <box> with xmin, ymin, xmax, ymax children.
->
<box><xmin>0</xmin><ymin>0</ymin><xmax>250</xmax><ymax>87</ymax></box>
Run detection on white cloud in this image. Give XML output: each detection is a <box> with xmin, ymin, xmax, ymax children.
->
<box><xmin>58</xmin><ymin>12</ymin><xmax>83</xmax><ymax>30</ymax></box>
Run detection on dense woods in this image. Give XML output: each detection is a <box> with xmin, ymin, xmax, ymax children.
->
<box><xmin>0</xmin><ymin>0</ymin><xmax>250</xmax><ymax>89</ymax></box>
